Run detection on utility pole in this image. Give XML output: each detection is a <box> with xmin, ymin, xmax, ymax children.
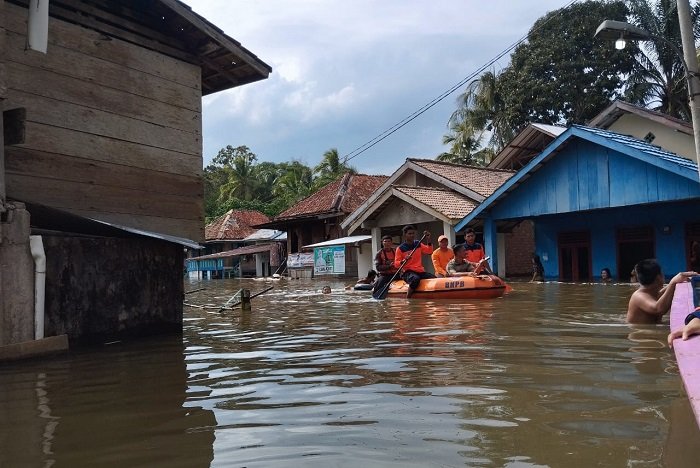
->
<box><xmin>677</xmin><ymin>0</ymin><xmax>700</xmax><ymax>181</ymax></box>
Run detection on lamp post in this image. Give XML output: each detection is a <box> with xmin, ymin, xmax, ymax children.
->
<box><xmin>595</xmin><ymin>15</ymin><xmax>700</xmax><ymax>182</ymax></box>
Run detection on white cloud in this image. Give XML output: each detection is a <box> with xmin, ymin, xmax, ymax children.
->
<box><xmin>187</xmin><ymin>0</ymin><xmax>574</xmax><ymax>171</ymax></box>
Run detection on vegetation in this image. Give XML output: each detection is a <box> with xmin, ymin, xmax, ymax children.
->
<box><xmin>444</xmin><ymin>0</ymin><xmax>638</xmax><ymax>159</ymax></box>
<box><xmin>624</xmin><ymin>0</ymin><xmax>700</xmax><ymax>120</ymax></box>
<box><xmin>204</xmin><ymin>145</ymin><xmax>354</xmax><ymax>222</ymax></box>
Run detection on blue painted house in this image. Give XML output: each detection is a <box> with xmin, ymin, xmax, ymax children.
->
<box><xmin>455</xmin><ymin>125</ymin><xmax>700</xmax><ymax>281</ymax></box>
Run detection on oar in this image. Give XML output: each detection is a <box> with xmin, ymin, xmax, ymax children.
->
<box><xmin>373</xmin><ymin>233</ymin><xmax>427</xmax><ymax>300</ymax></box>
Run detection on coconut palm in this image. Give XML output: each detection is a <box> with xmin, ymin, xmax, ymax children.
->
<box><xmin>216</xmin><ymin>146</ymin><xmax>259</xmax><ymax>203</ymax></box>
<box><xmin>624</xmin><ymin>0</ymin><xmax>700</xmax><ymax>120</ymax></box>
<box><xmin>446</xmin><ymin>71</ymin><xmax>515</xmax><ymax>155</ymax></box>
<box><xmin>313</xmin><ymin>148</ymin><xmax>355</xmax><ymax>188</ymax></box>
<box><xmin>275</xmin><ymin>160</ymin><xmax>314</xmax><ymax>205</ymax></box>
<box><xmin>439</xmin><ymin>119</ymin><xmax>493</xmax><ymax>166</ymax></box>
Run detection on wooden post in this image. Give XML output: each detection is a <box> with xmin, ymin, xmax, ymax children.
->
<box><xmin>240</xmin><ymin>289</ymin><xmax>251</xmax><ymax>311</ymax></box>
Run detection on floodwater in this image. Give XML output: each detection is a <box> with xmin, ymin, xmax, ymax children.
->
<box><xmin>1</xmin><ymin>279</ymin><xmax>698</xmax><ymax>467</ymax></box>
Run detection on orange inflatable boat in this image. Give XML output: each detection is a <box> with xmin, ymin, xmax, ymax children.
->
<box><xmin>387</xmin><ymin>275</ymin><xmax>507</xmax><ymax>299</ymax></box>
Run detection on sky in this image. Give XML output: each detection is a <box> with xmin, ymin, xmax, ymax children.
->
<box><xmin>186</xmin><ymin>0</ymin><xmax>573</xmax><ymax>176</ymax></box>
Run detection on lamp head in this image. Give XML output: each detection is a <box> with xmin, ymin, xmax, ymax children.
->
<box><xmin>594</xmin><ymin>20</ymin><xmax>652</xmax><ymax>42</ymax></box>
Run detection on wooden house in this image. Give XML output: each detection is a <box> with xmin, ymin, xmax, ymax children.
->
<box><xmin>0</xmin><ymin>0</ymin><xmax>270</xmax><ymax>347</ymax></box>
<box><xmin>259</xmin><ymin>173</ymin><xmax>387</xmax><ymax>278</ymax></box>
<box><xmin>456</xmin><ymin>125</ymin><xmax>700</xmax><ymax>281</ymax></box>
<box><xmin>186</xmin><ymin>210</ymin><xmax>285</xmax><ymax>278</ymax></box>
<box><xmin>340</xmin><ymin>159</ymin><xmax>536</xmax><ymax>277</ymax></box>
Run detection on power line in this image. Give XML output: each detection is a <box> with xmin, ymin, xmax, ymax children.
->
<box><xmin>341</xmin><ymin>0</ymin><xmax>581</xmax><ymax>164</ymax></box>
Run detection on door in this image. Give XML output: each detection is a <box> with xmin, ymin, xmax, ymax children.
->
<box><xmin>617</xmin><ymin>226</ymin><xmax>654</xmax><ymax>282</ymax></box>
<box><xmin>558</xmin><ymin>231</ymin><xmax>591</xmax><ymax>282</ymax></box>
<box><xmin>686</xmin><ymin>222</ymin><xmax>700</xmax><ymax>271</ymax></box>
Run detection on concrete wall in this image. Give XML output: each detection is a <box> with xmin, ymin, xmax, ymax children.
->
<box><xmin>42</xmin><ymin>235</ymin><xmax>184</xmax><ymax>342</ymax></box>
<box><xmin>609</xmin><ymin>114</ymin><xmax>695</xmax><ymax>162</ymax></box>
<box><xmin>0</xmin><ymin>203</ymin><xmax>34</xmax><ymax>346</ymax></box>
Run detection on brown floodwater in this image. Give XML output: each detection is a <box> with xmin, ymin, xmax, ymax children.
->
<box><xmin>1</xmin><ymin>278</ymin><xmax>698</xmax><ymax>467</ymax></box>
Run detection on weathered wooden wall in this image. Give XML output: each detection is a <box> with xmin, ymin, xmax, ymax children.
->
<box><xmin>491</xmin><ymin>140</ymin><xmax>700</xmax><ymax>220</ymax></box>
<box><xmin>3</xmin><ymin>3</ymin><xmax>204</xmax><ymax>241</ymax></box>
<box><xmin>42</xmin><ymin>235</ymin><xmax>184</xmax><ymax>341</ymax></box>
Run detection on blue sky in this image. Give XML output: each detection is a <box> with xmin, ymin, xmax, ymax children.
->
<box><xmin>187</xmin><ymin>1</ymin><xmax>572</xmax><ymax>175</ymax></box>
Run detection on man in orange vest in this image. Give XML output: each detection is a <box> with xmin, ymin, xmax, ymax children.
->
<box><xmin>431</xmin><ymin>235</ymin><xmax>454</xmax><ymax>277</ymax></box>
<box><xmin>394</xmin><ymin>225</ymin><xmax>435</xmax><ymax>298</ymax></box>
<box><xmin>372</xmin><ymin>234</ymin><xmax>398</xmax><ymax>296</ymax></box>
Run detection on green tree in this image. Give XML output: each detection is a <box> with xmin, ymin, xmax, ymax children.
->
<box><xmin>313</xmin><ymin>148</ymin><xmax>355</xmax><ymax>188</ymax></box>
<box><xmin>624</xmin><ymin>0</ymin><xmax>700</xmax><ymax>121</ymax></box>
<box><xmin>276</xmin><ymin>160</ymin><xmax>314</xmax><ymax>205</ymax></box>
<box><xmin>214</xmin><ymin>145</ymin><xmax>259</xmax><ymax>203</ymax></box>
<box><xmin>447</xmin><ymin>1</ymin><xmax>636</xmax><ymax>154</ymax></box>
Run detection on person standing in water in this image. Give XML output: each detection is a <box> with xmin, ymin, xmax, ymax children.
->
<box><xmin>627</xmin><ymin>259</ymin><xmax>697</xmax><ymax>324</ymax></box>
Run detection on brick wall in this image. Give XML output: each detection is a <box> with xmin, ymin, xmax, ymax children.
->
<box><xmin>504</xmin><ymin>220</ymin><xmax>535</xmax><ymax>277</ymax></box>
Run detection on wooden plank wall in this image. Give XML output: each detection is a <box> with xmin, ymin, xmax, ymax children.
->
<box><xmin>0</xmin><ymin>0</ymin><xmax>6</xmax><ymax>206</ymax></box>
<box><xmin>492</xmin><ymin>140</ymin><xmax>700</xmax><ymax>220</ymax></box>
<box><xmin>3</xmin><ymin>3</ymin><xmax>204</xmax><ymax>240</ymax></box>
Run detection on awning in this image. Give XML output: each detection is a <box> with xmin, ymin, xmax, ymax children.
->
<box><xmin>302</xmin><ymin>235</ymin><xmax>371</xmax><ymax>250</ymax></box>
<box><xmin>188</xmin><ymin>243</ymin><xmax>275</xmax><ymax>261</ymax></box>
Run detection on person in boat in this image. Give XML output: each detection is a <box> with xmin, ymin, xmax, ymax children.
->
<box><xmin>394</xmin><ymin>225</ymin><xmax>434</xmax><ymax>298</ymax></box>
<box><xmin>668</xmin><ymin>308</ymin><xmax>700</xmax><ymax>348</ymax></box>
<box><xmin>446</xmin><ymin>244</ymin><xmax>481</xmax><ymax>276</ymax></box>
<box><xmin>462</xmin><ymin>228</ymin><xmax>493</xmax><ymax>273</ymax></box>
<box><xmin>600</xmin><ymin>267</ymin><xmax>612</xmax><ymax>283</ymax></box>
<box><xmin>627</xmin><ymin>258</ymin><xmax>697</xmax><ymax>324</ymax></box>
<box><xmin>352</xmin><ymin>270</ymin><xmax>377</xmax><ymax>290</ymax></box>
<box><xmin>431</xmin><ymin>235</ymin><xmax>454</xmax><ymax>278</ymax></box>
<box><xmin>530</xmin><ymin>254</ymin><xmax>545</xmax><ymax>282</ymax></box>
<box><xmin>372</xmin><ymin>235</ymin><xmax>398</xmax><ymax>295</ymax></box>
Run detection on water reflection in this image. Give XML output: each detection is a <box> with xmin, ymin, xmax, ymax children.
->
<box><xmin>0</xmin><ymin>336</ymin><xmax>215</xmax><ymax>467</ymax></box>
<box><xmin>1</xmin><ymin>279</ymin><xmax>698</xmax><ymax>467</ymax></box>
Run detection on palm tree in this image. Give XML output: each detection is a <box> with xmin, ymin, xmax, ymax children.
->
<box><xmin>313</xmin><ymin>148</ymin><xmax>355</xmax><ymax>188</ymax></box>
<box><xmin>446</xmin><ymin>71</ymin><xmax>515</xmax><ymax>155</ymax></box>
<box><xmin>624</xmin><ymin>0</ymin><xmax>700</xmax><ymax>120</ymax></box>
<box><xmin>217</xmin><ymin>150</ymin><xmax>258</xmax><ymax>203</ymax></box>
<box><xmin>275</xmin><ymin>160</ymin><xmax>314</xmax><ymax>205</ymax></box>
<box><xmin>439</xmin><ymin>118</ymin><xmax>494</xmax><ymax>166</ymax></box>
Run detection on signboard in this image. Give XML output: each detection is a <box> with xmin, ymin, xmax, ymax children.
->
<box><xmin>313</xmin><ymin>246</ymin><xmax>346</xmax><ymax>275</ymax></box>
<box><xmin>288</xmin><ymin>252</ymin><xmax>314</xmax><ymax>268</ymax></box>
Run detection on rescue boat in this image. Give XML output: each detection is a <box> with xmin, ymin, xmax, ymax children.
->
<box><xmin>387</xmin><ymin>274</ymin><xmax>507</xmax><ymax>299</ymax></box>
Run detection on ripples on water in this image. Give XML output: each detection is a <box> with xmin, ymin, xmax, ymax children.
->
<box><xmin>1</xmin><ymin>279</ymin><xmax>698</xmax><ymax>467</ymax></box>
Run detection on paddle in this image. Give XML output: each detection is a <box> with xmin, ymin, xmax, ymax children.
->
<box><xmin>372</xmin><ymin>233</ymin><xmax>428</xmax><ymax>300</ymax></box>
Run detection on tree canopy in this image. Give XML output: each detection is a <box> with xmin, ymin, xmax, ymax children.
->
<box><xmin>445</xmin><ymin>0</ymin><xmax>638</xmax><ymax>157</ymax></box>
<box><xmin>204</xmin><ymin>146</ymin><xmax>353</xmax><ymax>222</ymax></box>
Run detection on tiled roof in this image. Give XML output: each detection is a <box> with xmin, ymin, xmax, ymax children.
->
<box><xmin>575</xmin><ymin>125</ymin><xmax>699</xmax><ymax>171</ymax></box>
<box><xmin>409</xmin><ymin>159</ymin><xmax>514</xmax><ymax>197</ymax></box>
<box><xmin>394</xmin><ymin>186</ymin><xmax>479</xmax><ymax>220</ymax></box>
<box><xmin>204</xmin><ymin>210</ymin><xmax>270</xmax><ymax>241</ymax></box>
<box><xmin>275</xmin><ymin>173</ymin><xmax>388</xmax><ymax>220</ymax></box>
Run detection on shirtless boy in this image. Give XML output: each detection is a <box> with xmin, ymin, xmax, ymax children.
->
<box><xmin>626</xmin><ymin>258</ymin><xmax>697</xmax><ymax>324</ymax></box>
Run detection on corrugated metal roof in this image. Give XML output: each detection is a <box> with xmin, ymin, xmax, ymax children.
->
<box><xmin>302</xmin><ymin>235</ymin><xmax>372</xmax><ymax>249</ymax></box>
<box><xmin>575</xmin><ymin>125</ymin><xmax>698</xmax><ymax>171</ymax></box>
<box><xmin>188</xmin><ymin>243</ymin><xmax>275</xmax><ymax>260</ymax></box>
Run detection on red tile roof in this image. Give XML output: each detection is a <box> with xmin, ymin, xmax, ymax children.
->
<box><xmin>394</xmin><ymin>186</ymin><xmax>478</xmax><ymax>220</ymax></box>
<box><xmin>409</xmin><ymin>159</ymin><xmax>514</xmax><ymax>197</ymax></box>
<box><xmin>274</xmin><ymin>173</ymin><xmax>388</xmax><ymax>221</ymax></box>
<box><xmin>204</xmin><ymin>210</ymin><xmax>270</xmax><ymax>241</ymax></box>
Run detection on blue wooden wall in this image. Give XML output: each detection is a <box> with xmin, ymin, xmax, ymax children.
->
<box><xmin>490</xmin><ymin>139</ymin><xmax>700</xmax><ymax>220</ymax></box>
<box><xmin>533</xmin><ymin>201</ymin><xmax>699</xmax><ymax>281</ymax></box>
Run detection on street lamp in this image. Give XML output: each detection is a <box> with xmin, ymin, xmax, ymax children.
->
<box><xmin>595</xmin><ymin>18</ymin><xmax>700</xmax><ymax>182</ymax></box>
